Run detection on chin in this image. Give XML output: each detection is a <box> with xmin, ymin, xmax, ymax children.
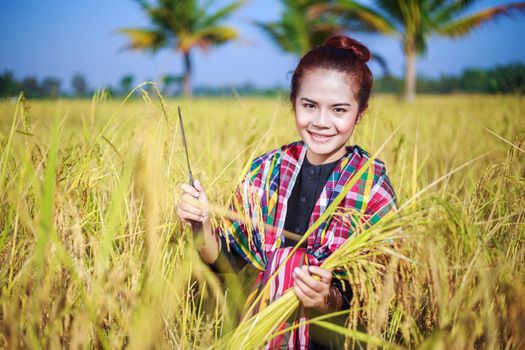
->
<box><xmin>303</xmin><ymin>138</ymin><xmax>346</xmax><ymax>162</ymax></box>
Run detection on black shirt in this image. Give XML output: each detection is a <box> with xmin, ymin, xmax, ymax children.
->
<box><xmin>282</xmin><ymin>155</ymin><xmax>352</xmax><ymax>310</ymax></box>
<box><xmin>283</xmin><ymin>155</ymin><xmax>339</xmax><ymax>246</ymax></box>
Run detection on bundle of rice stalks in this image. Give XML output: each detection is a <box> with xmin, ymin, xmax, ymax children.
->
<box><xmin>218</xmin><ymin>216</ymin><xmax>406</xmax><ymax>349</ymax></box>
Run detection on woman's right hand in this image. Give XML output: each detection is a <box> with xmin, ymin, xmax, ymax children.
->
<box><xmin>176</xmin><ymin>180</ymin><xmax>210</xmax><ymax>226</ymax></box>
<box><xmin>176</xmin><ymin>180</ymin><xmax>219</xmax><ymax>263</ymax></box>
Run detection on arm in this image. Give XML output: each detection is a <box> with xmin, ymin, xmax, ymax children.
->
<box><xmin>209</xmin><ymin>233</ymin><xmax>248</xmax><ymax>273</ymax></box>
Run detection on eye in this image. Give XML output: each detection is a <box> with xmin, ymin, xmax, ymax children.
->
<box><xmin>334</xmin><ymin>107</ymin><xmax>347</xmax><ymax>113</ymax></box>
<box><xmin>303</xmin><ymin>103</ymin><xmax>316</xmax><ymax>110</ymax></box>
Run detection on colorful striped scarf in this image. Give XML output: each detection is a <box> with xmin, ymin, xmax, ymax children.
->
<box><xmin>218</xmin><ymin>141</ymin><xmax>396</xmax><ymax>349</ymax></box>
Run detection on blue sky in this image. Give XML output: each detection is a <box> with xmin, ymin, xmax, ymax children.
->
<box><xmin>1</xmin><ymin>0</ymin><xmax>524</xmax><ymax>91</ymax></box>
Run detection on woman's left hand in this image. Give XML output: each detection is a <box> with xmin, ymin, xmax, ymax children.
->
<box><xmin>293</xmin><ymin>265</ymin><xmax>338</xmax><ymax>312</ymax></box>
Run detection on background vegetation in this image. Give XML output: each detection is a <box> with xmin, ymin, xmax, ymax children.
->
<box><xmin>0</xmin><ymin>92</ymin><xmax>523</xmax><ymax>348</ymax></box>
<box><xmin>2</xmin><ymin>62</ymin><xmax>524</xmax><ymax>99</ymax></box>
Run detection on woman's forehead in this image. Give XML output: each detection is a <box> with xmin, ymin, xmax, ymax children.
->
<box><xmin>298</xmin><ymin>69</ymin><xmax>357</xmax><ymax>102</ymax></box>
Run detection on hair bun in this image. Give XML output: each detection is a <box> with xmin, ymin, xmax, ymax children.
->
<box><xmin>323</xmin><ymin>35</ymin><xmax>371</xmax><ymax>63</ymax></box>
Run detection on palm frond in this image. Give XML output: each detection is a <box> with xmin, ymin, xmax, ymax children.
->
<box><xmin>431</xmin><ymin>0</ymin><xmax>479</xmax><ymax>24</ymax></box>
<box><xmin>437</xmin><ymin>2</ymin><xmax>525</xmax><ymax>38</ymax></box>
<box><xmin>192</xmin><ymin>26</ymin><xmax>239</xmax><ymax>51</ymax></box>
<box><xmin>134</xmin><ymin>0</ymin><xmax>152</xmax><ymax>12</ymax></box>
<box><xmin>253</xmin><ymin>20</ymin><xmax>298</xmax><ymax>54</ymax></box>
<box><xmin>374</xmin><ymin>0</ymin><xmax>405</xmax><ymax>25</ymax></box>
<box><xmin>257</xmin><ymin>1</ymin><xmax>364</xmax><ymax>56</ymax></box>
<box><xmin>199</xmin><ymin>0</ymin><xmax>244</xmax><ymax>28</ymax></box>
<box><xmin>371</xmin><ymin>52</ymin><xmax>390</xmax><ymax>76</ymax></box>
<box><xmin>309</xmin><ymin>1</ymin><xmax>399</xmax><ymax>35</ymax></box>
<box><xmin>117</xmin><ymin>28</ymin><xmax>167</xmax><ymax>52</ymax></box>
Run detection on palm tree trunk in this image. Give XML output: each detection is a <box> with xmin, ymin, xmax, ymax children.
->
<box><xmin>404</xmin><ymin>48</ymin><xmax>416</xmax><ymax>102</ymax></box>
<box><xmin>182</xmin><ymin>51</ymin><xmax>192</xmax><ymax>98</ymax></box>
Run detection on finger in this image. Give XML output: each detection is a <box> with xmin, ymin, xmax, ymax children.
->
<box><xmin>294</xmin><ymin>266</ymin><xmax>310</xmax><ymax>281</ymax></box>
<box><xmin>295</xmin><ymin>267</ymin><xmax>325</xmax><ymax>293</ymax></box>
<box><xmin>294</xmin><ymin>284</ymin><xmax>317</xmax><ymax>308</ymax></box>
<box><xmin>294</xmin><ymin>275</ymin><xmax>320</xmax><ymax>300</ymax></box>
<box><xmin>308</xmin><ymin>266</ymin><xmax>333</xmax><ymax>283</ymax></box>
<box><xmin>179</xmin><ymin>193</ymin><xmax>201</xmax><ymax>208</ymax></box>
<box><xmin>178</xmin><ymin>203</ymin><xmax>202</xmax><ymax>216</ymax></box>
<box><xmin>177</xmin><ymin>208</ymin><xmax>204</xmax><ymax>223</ymax></box>
<box><xmin>194</xmin><ymin>181</ymin><xmax>210</xmax><ymax>203</ymax></box>
<box><xmin>181</xmin><ymin>183</ymin><xmax>199</xmax><ymax>198</ymax></box>
<box><xmin>194</xmin><ymin>179</ymin><xmax>203</xmax><ymax>192</ymax></box>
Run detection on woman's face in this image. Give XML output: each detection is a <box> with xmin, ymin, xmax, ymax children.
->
<box><xmin>294</xmin><ymin>68</ymin><xmax>363</xmax><ymax>165</ymax></box>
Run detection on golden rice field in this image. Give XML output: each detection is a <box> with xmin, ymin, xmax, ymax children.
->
<box><xmin>0</xmin><ymin>91</ymin><xmax>524</xmax><ymax>349</ymax></box>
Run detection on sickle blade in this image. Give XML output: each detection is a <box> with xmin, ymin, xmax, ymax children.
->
<box><xmin>178</xmin><ymin>106</ymin><xmax>194</xmax><ymax>187</ymax></box>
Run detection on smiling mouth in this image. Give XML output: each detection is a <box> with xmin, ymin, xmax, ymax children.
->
<box><xmin>307</xmin><ymin>130</ymin><xmax>336</xmax><ymax>142</ymax></box>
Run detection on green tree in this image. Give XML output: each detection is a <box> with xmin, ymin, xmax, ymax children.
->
<box><xmin>255</xmin><ymin>0</ymin><xmax>342</xmax><ymax>56</ymax></box>
<box><xmin>0</xmin><ymin>71</ymin><xmax>20</xmax><ymax>98</ymax></box>
<box><xmin>488</xmin><ymin>63</ymin><xmax>525</xmax><ymax>94</ymax></box>
<box><xmin>119</xmin><ymin>73</ymin><xmax>135</xmax><ymax>96</ymax></box>
<box><xmin>72</xmin><ymin>73</ymin><xmax>89</xmax><ymax>97</ymax></box>
<box><xmin>20</xmin><ymin>76</ymin><xmax>42</xmax><ymax>98</ymax></box>
<box><xmin>313</xmin><ymin>0</ymin><xmax>525</xmax><ymax>101</ymax></box>
<box><xmin>256</xmin><ymin>0</ymin><xmax>390</xmax><ymax>79</ymax></box>
<box><xmin>160</xmin><ymin>74</ymin><xmax>183</xmax><ymax>96</ymax></box>
<box><xmin>118</xmin><ymin>0</ymin><xmax>243</xmax><ymax>98</ymax></box>
<box><xmin>460</xmin><ymin>68</ymin><xmax>487</xmax><ymax>92</ymax></box>
<box><xmin>41</xmin><ymin>77</ymin><xmax>62</xmax><ymax>99</ymax></box>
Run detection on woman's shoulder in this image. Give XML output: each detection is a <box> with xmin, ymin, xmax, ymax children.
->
<box><xmin>240</xmin><ymin>141</ymin><xmax>304</xmax><ymax>184</ymax></box>
<box><xmin>250</xmin><ymin>141</ymin><xmax>303</xmax><ymax>171</ymax></box>
<box><xmin>349</xmin><ymin>144</ymin><xmax>397</xmax><ymax>211</ymax></box>
<box><xmin>348</xmin><ymin>144</ymin><xmax>389</xmax><ymax>180</ymax></box>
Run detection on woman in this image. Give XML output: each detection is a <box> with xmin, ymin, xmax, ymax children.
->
<box><xmin>176</xmin><ymin>35</ymin><xmax>397</xmax><ymax>349</ymax></box>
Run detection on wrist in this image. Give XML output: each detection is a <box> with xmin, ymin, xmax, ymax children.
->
<box><xmin>197</xmin><ymin>221</ymin><xmax>219</xmax><ymax>263</ymax></box>
<box><xmin>316</xmin><ymin>286</ymin><xmax>342</xmax><ymax>313</ymax></box>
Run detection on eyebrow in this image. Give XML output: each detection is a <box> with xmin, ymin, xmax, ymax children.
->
<box><xmin>299</xmin><ymin>97</ymin><xmax>351</xmax><ymax>107</ymax></box>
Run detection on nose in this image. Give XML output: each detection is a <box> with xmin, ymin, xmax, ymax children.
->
<box><xmin>312</xmin><ymin>108</ymin><xmax>331</xmax><ymax>128</ymax></box>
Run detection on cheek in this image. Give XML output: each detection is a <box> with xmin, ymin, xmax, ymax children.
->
<box><xmin>294</xmin><ymin>111</ymin><xmax>310</xmax><ymax>130</ymax></box>
<box><xmin>334</xmin><ymin>116</ymin><xmax>357</xmax><ymax>135</ymax></box>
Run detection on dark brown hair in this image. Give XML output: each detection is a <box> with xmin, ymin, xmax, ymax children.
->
<box><xmin>290</xmin><ymin>35</ymin><xmax>373</xmax><ymax>113</ymax></box>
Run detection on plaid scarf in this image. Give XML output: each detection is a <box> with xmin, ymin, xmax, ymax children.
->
<box><xmin>219</xmin><ymin>140</ymin><xmax>396</xmax><ymax>349</ymax></box>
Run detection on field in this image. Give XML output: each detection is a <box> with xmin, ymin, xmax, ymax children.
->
<box><xmin>0</xmin><ymin>92</ymin><xmax>524</xmax><ymax>349</ymax></box>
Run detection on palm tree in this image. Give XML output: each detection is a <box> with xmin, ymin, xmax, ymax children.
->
<box><xmin>118</xmin><ymin>0</ymin><xmax>243</xmax><ymax>97</ymax></box>
<box><xmin>255</xmin><ymin>0</ymin><xmax>342</xmax><ymax>56</ymax></box>
<box><xmin>256</xmin><ymin>0</ymin><xmax>390</xmax><ymax>81</ymax></box>
<box><xmin>312</xmin><ymin>0</ymin><xmax>525</xmax><ymax>101</ymax></box>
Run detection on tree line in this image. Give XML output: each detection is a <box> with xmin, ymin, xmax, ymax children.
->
<box><xmin>375</xmin><ymin>63</ymin><xmax>525</xmax><ymax>95</ymax></box>
<box><xmin>0</xmin><ymin>72</ymin><xmax>134</xmax><ymax>99</ymax></box>
<box><xmin>118</xmin><ymin>0</ymin><xmax>525</xmax><ymax>101</ymax></box>
<box><xmin>2</xmin><ymin>62</ymin><xmax>523</xmax><ymax>99</ymax></box>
